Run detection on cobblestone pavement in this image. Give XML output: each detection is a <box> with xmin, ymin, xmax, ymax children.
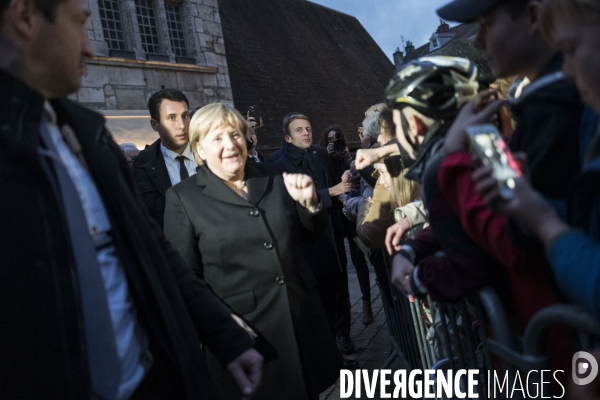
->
<box><xmin>319</xmin><ymin>241</ymin><xmax>406</xmax><ymax>400</ymax></box>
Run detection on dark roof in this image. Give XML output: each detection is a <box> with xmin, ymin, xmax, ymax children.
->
<box><xmin>404</xmin><ymin>23</ymin><xmax>479</xmax><ymax>63</ymax></box>
<box><xmin>217</xmin><ymin>0</ymin><xmax>395</xmax><ymax>150</ymax></box>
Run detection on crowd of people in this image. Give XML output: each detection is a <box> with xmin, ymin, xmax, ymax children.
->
<box><xmin>2</xmin><ymin>0</ymin><xmax>600</xmax><ymax>398</ymax></box>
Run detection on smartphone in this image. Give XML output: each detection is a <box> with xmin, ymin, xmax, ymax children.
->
<box><xmin>248</xmin><ymin>105</ymin><xmax>261</xmax><ymax>124</ymax></box>
<box><xmin>466</xmin><ymin>124</ymin><xmax>522</xmax><ymax>199</ymax></box>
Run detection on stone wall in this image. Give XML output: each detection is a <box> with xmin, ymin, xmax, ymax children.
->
<box><xmin>73</xmin><ymin>0</ymin><xmax>233</xmax><ymax>112</ymax></box>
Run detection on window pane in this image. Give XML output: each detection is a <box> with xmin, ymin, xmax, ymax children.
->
<box><xmin>135</xmin><ymin>0</ymin><xmax>161</xmax><ymax>54</ymax></box>
<box><xmin>98</xmin><ymin>0</ymin><xmax>126</xmax><ymax>51</ymax></box>
<box><xmin>165</xmin><ymin>3</ymin><xmax>187</xmax><ymax>58</ymax></box>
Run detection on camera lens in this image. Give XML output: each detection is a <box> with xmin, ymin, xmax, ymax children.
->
<box><xmin>333</xmin><ymin>140</ymin><xmax>346</xmax><ymax>153</ymax></box>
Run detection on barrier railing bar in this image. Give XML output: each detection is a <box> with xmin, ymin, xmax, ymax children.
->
<box><xmin>417</xmin><ymin>298</ymin><xmax>436</xmax><ymax>369</ymax></box>
<box><xmin>438</xmin><ymin>303</ymin><xmax>458</xmax><ymax>373</ymax></box>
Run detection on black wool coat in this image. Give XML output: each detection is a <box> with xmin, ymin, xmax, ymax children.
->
<box><xmin>164</xmin><ymin>161</ymin><xmax>343</xmax><ymax>399</ymax></box>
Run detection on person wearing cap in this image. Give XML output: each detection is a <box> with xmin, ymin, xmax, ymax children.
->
<box><xmin>460</xmin><ymin>0</ymin><xmax>600</xmax><ymax>343</ymax></box>
<box><xmin>437</xmin><ymin>0</ymin><xmax>583</xmax><ymax>208</ymax></box>
<box><xmin>436</xmin><ymin>0</ymin><xmax>584</xmax><ymax>326</ymax></box>
<box><xmin>430</xmin><ymin>0</ymin><xmax>584</xmax><ymax>378</ymax></box>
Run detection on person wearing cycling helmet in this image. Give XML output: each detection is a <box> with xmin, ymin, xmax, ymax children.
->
<box><xmin>380</xmin><ymin>56</ymin><xmax>506</xmax><ymax>304</ymax></box>
<box><xmin>390</xmin><ymin>56</ymin><xmax>575</xmax><ymax>380</ymax></box>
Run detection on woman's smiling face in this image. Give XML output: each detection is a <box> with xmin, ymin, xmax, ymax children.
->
<box><xmin>197</xmin><ymin>124</ymin><xmax>247</xmax><ymax>181</ymax></box>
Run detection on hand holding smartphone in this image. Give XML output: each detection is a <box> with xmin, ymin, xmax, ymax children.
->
<box><xmin>466</xmin><ymin>124</ymin><xmax>522</xmax><ymax>199</ymax></box>
<box><xmin>247</xmin><ymin>105</ymin><xmax>263</xmax><ymax>130</ymax></box>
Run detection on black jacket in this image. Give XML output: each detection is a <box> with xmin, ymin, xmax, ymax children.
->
<box><xmin>509</xmin><ymin>53</ymin><xmax>583</xmax><ymax>203</ymax></box>
<box><xmin>0</xmin><ymin>70</ymin><xmax>253</xmax><ymax>399</ymax></box>
<box><xmin>132</xmin><ymin>139</ymin><xmax>172</xmax><ymax>228</ymax></box>
<box><xmin>247</xmin><ymin>151</ymin><xmax>266</xmax><ymax>163</ymax></box>
<box><xmin>273</xmin><ymin>144</ymin><xmax>342</xmax><ymax>275</ymax></box>
<box><xmin>265</xmin><ymin>147</ymin><xmax>284</xmax><ymax>163</ymax></box>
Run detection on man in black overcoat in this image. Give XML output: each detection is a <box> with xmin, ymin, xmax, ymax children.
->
<box><xmin>0</xmin><ymin>0</ymin><xmax>262</xmax><ymax>398</ymax></box>
<box><xmin>273</xmin><ymin>112</ymin><xmax>358</xmax><ymax>357</ymax></box>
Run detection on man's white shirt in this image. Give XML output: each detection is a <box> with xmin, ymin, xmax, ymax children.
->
<box><xmin>160</xmin><ymin>142</ymin><xmax>198</xmax><ymax>185</ymax></box>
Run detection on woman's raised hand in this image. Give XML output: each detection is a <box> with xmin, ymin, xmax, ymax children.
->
<box><xmin>283</xmin><ymin>173</ymin><xmax>319</xmax><ymax>212</ymax></box>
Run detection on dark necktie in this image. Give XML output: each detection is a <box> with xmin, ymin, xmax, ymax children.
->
<box><xmin>38</xmin><ymin>122</ymin><xmax>121</xmax><ymax>399</ymax></box>
<box><xmin>176</xmin><ymin>155</ymin><xmax>189</xmax><ymax>181</ymax></box>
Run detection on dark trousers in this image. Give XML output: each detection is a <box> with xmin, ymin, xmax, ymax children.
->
<box><xmin>334</xmin><ymin>217</ymin><xmax>372</xmax><ymax>301</ymax></box>
<box><xmin>315</xmin><ymin>272</ymin><xmax>352</xmax><ymax>337</ymax></box>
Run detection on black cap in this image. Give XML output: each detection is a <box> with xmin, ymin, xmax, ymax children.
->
<box><xmin>437</xmin><ymin>0</ymin><xmax>502</xmax><ymax>23</ymax></box>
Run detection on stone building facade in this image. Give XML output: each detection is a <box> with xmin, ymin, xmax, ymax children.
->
<box><xmin>75</xmin><ymin>0</ymin><xmax>233</xmax><ymax>146</ymax></box>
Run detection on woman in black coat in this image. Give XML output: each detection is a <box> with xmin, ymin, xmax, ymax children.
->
<box><xmin>164</xmin><ymin>103</ymin><xmax>342</xmax><ymax>399</ymax></box>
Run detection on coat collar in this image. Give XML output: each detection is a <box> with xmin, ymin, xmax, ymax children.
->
<box><xmin>134</xmin><ymin>139</ymin><xmax>172</xmax><ymax>196</ymax></box>
<box><xmin>0</xmin><ymin>69</ymin><xmax>46</xmax><ymax>159</ymax></box>
<box><xmin>195</xmin><ymin>161</ymin><xmax>270</xmax><ymax>208</ymax></box>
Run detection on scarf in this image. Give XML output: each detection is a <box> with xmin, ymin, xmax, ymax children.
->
<box><xmin>283</xmin><ymin>143</ymin><xmax>327</xmax><ymax>189</ymax></box>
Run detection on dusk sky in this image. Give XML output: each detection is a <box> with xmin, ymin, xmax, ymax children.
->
<box><xmin>309</xmin><ymin>0</ymin><xmax>457</xmax><ymax>61</ymax></box>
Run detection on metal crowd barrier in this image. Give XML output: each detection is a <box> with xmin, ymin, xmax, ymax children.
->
<box><xmin>371</xmin><ymin>248</ymin><xmax>600</xmax><ymax>399</ymax></box>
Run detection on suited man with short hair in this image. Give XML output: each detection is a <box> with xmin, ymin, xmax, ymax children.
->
<box><xmin>133</xmin><ymin>89</ymin><xmax>198</xmax><ymax>227</ymax></box>
<box><xmin>273</xmin><ymin>113</ymin><xmax>357</xmax><ymax>359</ymax></box>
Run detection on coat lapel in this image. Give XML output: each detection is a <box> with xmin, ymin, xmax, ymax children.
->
<box><xmin>245</xmin><ymin>162</ymin><xmax>271</xmax><ymax>206</ymax></box>
<box><xmin>195</xmin><ymin>165</ymin><xmax>254</xmax><ymax>208</ymax></box>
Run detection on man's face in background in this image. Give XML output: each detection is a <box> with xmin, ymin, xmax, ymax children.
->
<box><xmin>286</xmin><ymin>118</ymin><xmax>313</xmax><ymax>150</ymax></box>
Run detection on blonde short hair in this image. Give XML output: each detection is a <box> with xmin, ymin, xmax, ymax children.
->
<box><xmin>540</xmin><ymin>0</ymin><xmax>600</xmax><ymax>46</ymax></box>
<box><xmin>189</xmin><ymin>103</ymin><xmax>248</xmax><ymax>165</ymax></box>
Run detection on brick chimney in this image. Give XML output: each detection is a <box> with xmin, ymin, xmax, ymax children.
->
<box><xmin>437</xmin><ymin>19</ymin><xmax>450</xmax><ymax>33</ymax></box>
<box><xmin>405</xmin><ymin>41</ymin><xmax>415</xmax><ymax>54</ymax></box>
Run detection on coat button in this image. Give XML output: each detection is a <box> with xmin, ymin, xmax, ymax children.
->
<box><xmin>263</xmin><ymin>242</ymin><xmax>274</xmax><ymax>250</ymax></box>
<box><xmin>276</xmin><ymin>276</ymin><xmax>285</xmax><ymax>285</ymax></box>
<box><xmin>249</xmin><ymin>210</ymin><xmax>260</xmax><ymax>217</ymax></box>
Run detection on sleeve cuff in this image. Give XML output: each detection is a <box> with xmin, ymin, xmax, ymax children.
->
<box><xmin>397</xmin><ymin>244</ymin><xmax>416</xmax><ymax>264</ymax></box>
<box><xmin>300</xmin><ymin>198</ymin><xmax>323</xmax><ymax>215</ymax></box>
<box><xmin>411</xmin><ymin>267</ymin><xmax>428</xmax><ymax>297</ymax></box>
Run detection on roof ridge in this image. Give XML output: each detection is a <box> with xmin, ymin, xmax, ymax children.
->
<box><xmin>305</xmin><ymin>0</ymin><xmax>358</xmax><ymax>20</ymax></box>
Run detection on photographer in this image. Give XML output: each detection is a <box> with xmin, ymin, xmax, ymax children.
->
<box><xmin>320</xmin><ymin>125</ymin><xmax>373</xmax><ymax>325</ymax></box>
<box><xmin>321</xmin><ymin>125</ymin><xmax>352</xmax><ymax>172</ymax></box>
<box><xmin>245</xmin><ymin>112</ymin><xmax>265</xmax><ymax>162</ymax></box>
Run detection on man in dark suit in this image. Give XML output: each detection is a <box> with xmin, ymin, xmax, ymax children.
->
<box><xmin>272</xmin><ymin>112</ymin><xmax>357</xmax><ymax>359</ymax></box>
<box><xmin>0</xmin><ymin>0</ymin><xmax>262</xmax><ymax>398</ymax></box>
<box><xmin>133</xmin><ymin>89</ymin><xmax>198</xmax><ymax>228</ymax></box>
